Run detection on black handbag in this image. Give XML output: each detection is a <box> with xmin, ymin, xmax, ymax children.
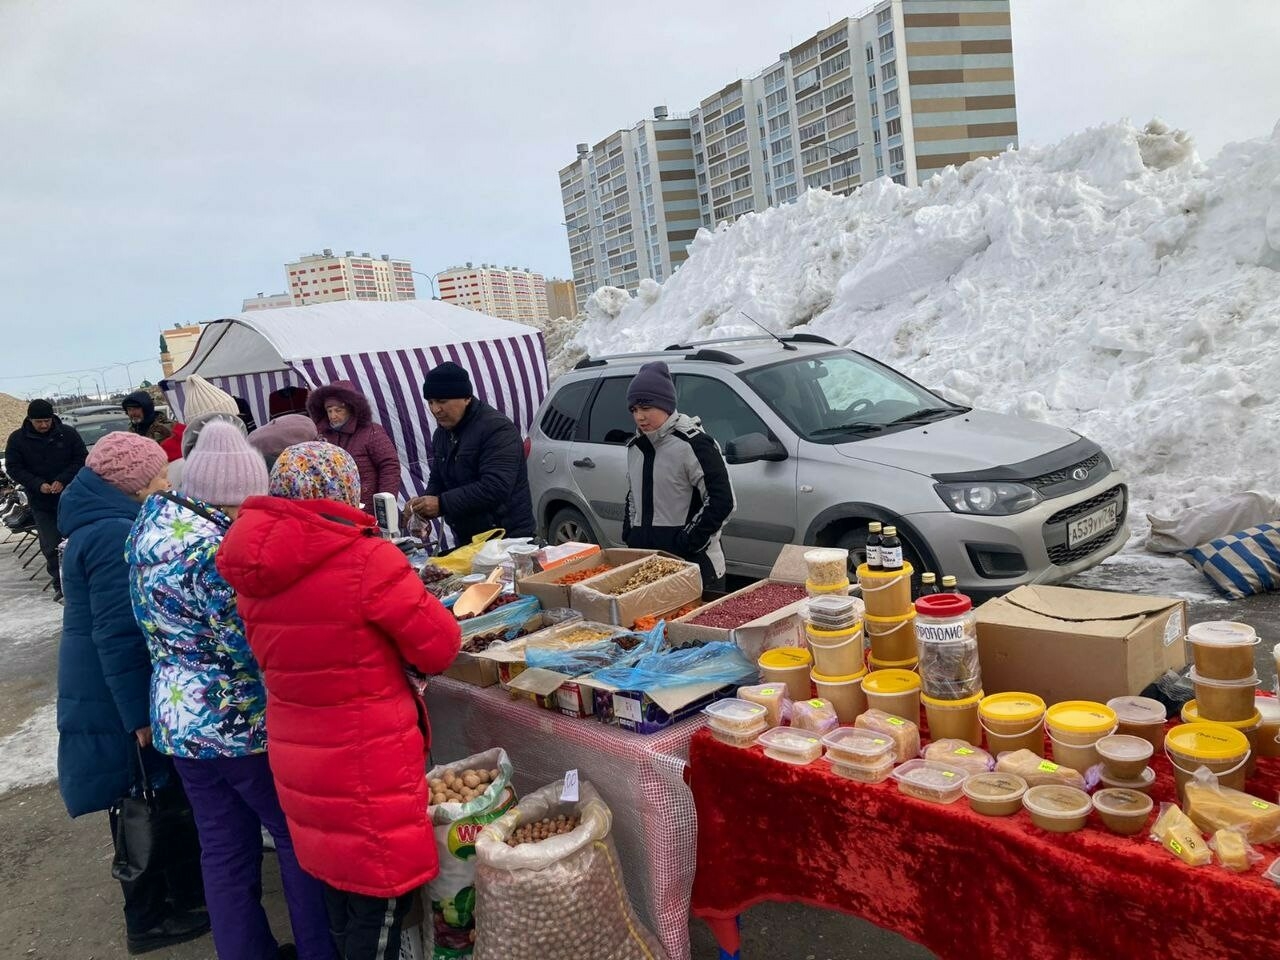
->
<box><xmin>109</xmin><ymin>743</ymin><xmax>195</xmax><ymax>883</ymax></box>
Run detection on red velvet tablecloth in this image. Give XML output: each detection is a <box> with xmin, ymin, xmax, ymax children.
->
<box><xmin>689</xmin><ymin>728</ymin><xmax>1280</xmax><ymax>960</ymax></box>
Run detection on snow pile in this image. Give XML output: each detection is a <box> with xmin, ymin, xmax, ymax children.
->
<box><xmin>568</xmin><ymin>119</ymin><xmax>1280</xmax><ymax>523</ymax></box>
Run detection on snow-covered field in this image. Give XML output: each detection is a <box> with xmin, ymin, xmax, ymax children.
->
<box><xmin>566</xmin><ymin>119</ymin><xmax>1280</xmax><ymax>534</ymax></box>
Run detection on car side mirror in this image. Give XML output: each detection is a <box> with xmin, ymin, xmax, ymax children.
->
<box><xmin>725</xmin><ymin>432</ymin><xmax>788</xmax><ymax>465</ymax></box>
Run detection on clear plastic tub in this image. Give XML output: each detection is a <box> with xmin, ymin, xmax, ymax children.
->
<box><xmin>829</xmin><ymin>753</ymin><xmax>895</xmax><ymax>784</ymax></box>
<box><xmin>804</xmin><ymin>548</ymin><xmax>850</xmax><ymax>588</ymax></box>
<box><xmin>1256</xmin><ymin>697</ymin><xmax>1280</xmax><ymax>759</ymax></box>
<box><xmin>891</xmin><ymin>759</ymin><xmax>969</xmax><ymax>804</ymax></box>
<box><xmin>791</xmin><ymin>697</ymin><xmax>840</xmax><ymax>735</ymax></box>
<box><xmin>1189</xmin><ymin>668</ymin><xmax>1260</xmax><ymax>722</ymax></box>
<box><xmin>822</xmin><ymin>727</ymin><xmax>896</xmax><ymax>765</ymax></box>
<box><xmin>708</xmin><ymin>718</ymin><xmax>769</xmax><ymax>748</ymax></box>
<box><xmin>1107</xmin><ymin>694</ymin><xmax>1168</xmax><ymax>750</ymax></box>
<box><xmin>1186</xmin><ymin>621</ymin><xmax>1259</xmax><ymax>681</ymax></box>
<box><xmin>757</xmin><ymin>726</ymin><xmax>824</xmax><ymax>765</ymax></box>
<box><xmin>963</xmin><ymin>772</ymin><xmax>1028</xmax><ymax>817</ymax></box>
<box><xmin>1094</xmin><ymin>734</ymin><xmax>1154</xmax><ymax>780</ymax></box>
<box><xmin>802</xmin><ymin>594</ymin><xmax>863</xmax><ymax>630</ymax></box>
<box><xmin>703</xmin><ymin>698</ymin><xmax>769</xmax><ymax>732</ymax></box>
<box><xmin>923</xmin><ymin>738</ymin><xmax>994</xmax><ymax>775</ymax></box>
<box><xmin>1091</xmin><ymin>787</ymin><xmax>1154</xmax><ymax>836</ymax></box>
<box><xmin>1023</xmin><ymin>784</ymin><xmax>1092</xmax><ymax>833</ymax></box>
<box><xmin>1098</xmin><ymin>766</ymin><xmax>1156</xmax><ymax>795</ymax></box>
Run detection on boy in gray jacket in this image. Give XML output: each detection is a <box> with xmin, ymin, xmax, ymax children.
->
<box><xmin>622</xmin><ymin>361</ymin><xmax>736</xmax><ymax>593</ymax></box>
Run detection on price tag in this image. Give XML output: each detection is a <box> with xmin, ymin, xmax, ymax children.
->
<box><xmin>955</xmin><ymin>747</ymin><xmax>975</xmax><ymax>756</ymax></box>
<box><xmin>561</xmin><ymin>769</ymin><xmax>580</xmax><ymax>803</ymax></box>
<box><xmin>1037</xmin><ymin>760</ymin><xmax>1059</xmax><ymax>773</ymax></box>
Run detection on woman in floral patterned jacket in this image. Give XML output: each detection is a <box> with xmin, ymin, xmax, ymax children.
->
<box><xmin>126</xmin><ymin>420</ymin><xmax>334</xmax><ymax>960</ymax></box>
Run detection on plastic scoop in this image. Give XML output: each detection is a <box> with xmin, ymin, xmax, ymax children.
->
<box><xmin>452</xmin><ymin>567</ymin><xmax>504</xmax><ymax>618</ymax></box>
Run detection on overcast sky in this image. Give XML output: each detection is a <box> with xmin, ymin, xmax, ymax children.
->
<box><xmin>2</xmin><ymin>0</ymin><xmax>1278</xmax><ymax>399</ymax></box>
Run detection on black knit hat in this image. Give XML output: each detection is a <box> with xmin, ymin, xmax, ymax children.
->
<box><xmin>626</xmin><ymin>361</ymin><xmax>677</xmax><ymax>415</ymax></box>
<box><xmin>421</xmin><ymin>361</ymin><xmax>473</xmax><ymax>401</ymax></box>
<box><xmin>27</xmin><ymin>399</ymin><xmax>54</xmax><ymax>420</ymax></box>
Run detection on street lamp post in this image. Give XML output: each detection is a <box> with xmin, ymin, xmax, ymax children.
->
<box><xmin>410</xmin><ymin>270</ymin><xmax>443</xmax><ymax>300</ymax></box>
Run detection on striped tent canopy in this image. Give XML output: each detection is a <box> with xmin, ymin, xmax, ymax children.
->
<box><xmin>160</xmin><ymin>299</ymin><xmax>548</xmax><ymax>500</ymax></box>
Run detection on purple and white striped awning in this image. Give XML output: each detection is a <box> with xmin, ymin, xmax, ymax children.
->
<box><xmin>161</xmin><ymin>299</ymin><xmax>549</xmax><ymax>500</ymax></box>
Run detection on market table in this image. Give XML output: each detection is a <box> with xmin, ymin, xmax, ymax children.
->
<box><xmin>689</xmin><ymin>727</ymin><xmax>1280</xmax><ymax>960</ymax></box>
<box><xmin>426</xmin><ymin>675</ymin><xmax>702</xmax><ymax>960</ymax></box>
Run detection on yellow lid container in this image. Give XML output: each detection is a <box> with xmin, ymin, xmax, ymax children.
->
<box><xmin>1180</xmin><ymin>700</ymin><xmax>1262</xmax><ymax>730</ymax></box>
<box><xmin>856</xmin><ymin>561</ymin><xmax>915</xmax><ymax>579</ymax></box>
<box><xmin>758</xmin><ymin>647</ymin><xmax>812</xmax><ymax>669</ymax></box>
<box><xmin>864</xmin><ymin>609</ymin><xmax>918</xmax><ymax>626</ymax></box>
<box><xmin>922</xmin><ymin>690</ymin><xmax>985</xmax><ymax>708</ymax></box>
<box><xmin>811</xmin><ymin>666</ymin><xmax>868</xmax><ymax>683</ymax></box>
<box><xmin>807</xmin><ymin>624</ymin><xmax>862</xmax><ymax>641</ymax></box>
<box><xmin>805</xmin><ymin>579</ymin><xmax>852</xmax><ymax>595</ymax></box>
<box><xmin>1165</xmin><ymin>722</ymin><xmax>1250</xmax><ymax>761</ymax></box>
<box><xmin>1046</xmin><ymin>700</ymin><xmax>1118</xmax><ymax>736</ymax></box>
<box><xmin>980</xmin><ymin>692</ymin><xmax>1047</xmax><ymax>725</ymax></box>
<box><xmin>868</xmin><ymin>655</ymin><xmax>918</xmax><ymax>671</ymax></box>
<box><xmin>862</xmin><ymin>668</ymin><xmax>921</xmax><ymax>695</ymax></box>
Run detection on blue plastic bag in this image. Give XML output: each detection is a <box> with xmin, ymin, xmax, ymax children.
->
<box><xmin>591</xmin><ymin>638</ymin><xmax>756</xmax><ymax>690</ymax></box>
<box><xmin>525</xmin><ymin>622</ymin><xmax>665</xmax><ymax>676</ymax></box>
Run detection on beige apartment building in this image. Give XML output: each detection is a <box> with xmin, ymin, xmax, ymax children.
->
<box><xmin>241</xmin><ymin>292</ymin><xmax>292</xmax><ymax>312</ymax></box>
<box><xmin>159</xmin><ymin>324</ymin><xmax>203</xmax><ymax>377</ymax></box>
<box><xmin>545</xmin><ymin>278</ymin><xmax>579</xmax><ymax>320</ymax></box>
<box><xmin>285</xmin><ymin>249</ymin><xmax>416</xmax><ymax>306</ymax></box>
<box><xmin>436</xmin><ymin>263</ymin><xmax>550</xmax><ymax>321</ymax></box>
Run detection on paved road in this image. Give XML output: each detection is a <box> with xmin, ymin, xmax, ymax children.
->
<box><xmin>1</xmin><ymin>525</ymin><xmax>1276</xmax><ymax>959</ymax></box>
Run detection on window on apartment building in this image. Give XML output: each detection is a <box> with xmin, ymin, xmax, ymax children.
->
<box><xmin>805</xmin><ymin>169</ymin><xmax>833</xmax><ymax>189</ymax></box>
<box><xmin>773</xmin><ymin>159</ymin><xmax>795</xmax><ymax>179</ymax></box>
<box><xmin>881</xmin><ymin>60</ymin><xmax>897</xmax><ymax>82</ymax></box>
<box><xmin>877</xmin><ymin>6</ymin><xmax>892</xmax><ymax>25</ymax></box>
<box><xmin>725</xmin><ymin>128</ymin><xmax>749</xmax><ymax>151</ymax></box>
<box><xmin>866</xmin><ymin>44</ymin><xmax>875</xmax><ymax>63</ymax></box>
<box><xmin>697</xmin><ymin>172</ymin><xmax>707</xmax><ymax>187</ymax></box>
<box><xmin>868</xmin><ymin>72</ymin><xmax>876</xmax><ymax>89</ymax></box>
<box><xmin>892</xmin><ymin>173</ymin><xmax>907</xmax><ymax>185</ymax></box>
<box><xmin>730</xmin><ymin>173</ymin><xmax>752</xmax><ymax>193</ymax></box>
<box><xmin>712</xmin><ymin>182</ymin><xmax>731</xmax><ymax>200</ymax></box>
<box><xmin>794</xmin><ymin>42</ymin><xmax>818</xmax><ymax>63</ymax></box>
<box><xmin>777</xmin><ymin>183</ymin><xmax>799</xmax><ymax>202</ymax></box>
<box><xmin>874</xmin><ymin>129</ymin><xmax>881</xmax><ymax>145</ymax></box>
<box><xmin>797</xmin><ymin>91</ymin><xmax>824</xmax><ymax>116</ymax></box>
<box><xmin>819</xmin><ymin>27</ymin><xmax>847</xmax><ymax>51</ymax></box>
<box><xmin>768</xmin><ymin>114</ymin><xmax>791</xmax><ymax>136</ymax></box>
<box><xmin>766</xmin><ymin>89</ymin><xmax>788</xmax><ymax>111</ymax></box>
<box><xmin>794</xmin><ymin>67</ymin><xmax>819</xmax><ymax>91</ymax></box>
<box><xmin>828</xmin><ymin>104</ymin><xmax>855</xmax><ymax>129</ymax></box>
<box><xmin>824</xmin><ymin>79</ymin><xmax>852</xmax><ymax>103</ymax></box>
<box><xmin>801</xmin><ymin>146</ymin><xmax>825</xmax><ymax>167</ymax></box>
<box><xmin>889</xmin><ymin>146</ymin><xmax>904</xmax><ymax>165</ymax></box>
<box><xmin>878</xmin><ymin>33</ymin><xmax>895</xmax><ymax>54</ymax></box>
<box><xmin>886</xmin><ymin>118</ymin><xmax>902</xmax><ymax>138</ymax></box>
<box><xmin>709</xmin><ymin>160</ymin><xmax>728</xmax><ymax>180</ymax></box>
<box><xmin>871</xmin><ymin>100</ymin><xmax>879</xmax><ymax>119</ymax></box>
<box><xmin>799</xmin><ymin>118</ymin><xmax>826</xmax><ymax>142</ymax></box>
<box><xmin>829</xmin><ymin>132</ymin><xmax>857</xmax><ymax>155</ymax></box>
<box><xmin>724</xmin><ymin>105</ymin><xmax>746</xmax><ymax>127</ymax></box>
<box><xmin>883</xmin><ymin>90</ymin><xmax>899</xmax><ymax>110</ymax></box>
<box><xmin>765</xmin><ymin>66</ymin><xmax>786</xmax><ymax>91</ymax></box>
<box><xmin>770</xmin><ymin>138</ymin><xmax>792</xmax><ymax>159</ymax></box>
<box><xmin>833</xmin><ymin>158</ymin><xmax>860</xmax><ymax>180</ymax></box>
<box><xmin>820</xmin><ymin>52</ymin><xmax>849</xmax><ymax>78</ymax></box>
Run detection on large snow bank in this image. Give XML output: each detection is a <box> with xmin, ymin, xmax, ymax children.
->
<box><xmin>569</xmin><ymin>119</ymin><xmax>1280</xmax><ymax>525</ymax></box>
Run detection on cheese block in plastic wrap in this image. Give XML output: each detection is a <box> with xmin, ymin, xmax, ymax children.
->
<box><xmin>1183</xmin><ymin>774</ymin><xmax>1280</xmax><ymax>845</ymax></box>
<box><xmin>922</xmin><ymin>739</ymin><xmax>994</xmax><ymax>775</ymax></box>
<box><xmin>1210</xmin><ymin>829</ymin><xmax>1252</xmax><ymax>872</ymax></box>
<box><xmin>1152</xmin><ymin>803</ymin><xmax>1211</xmax><ymax>867</ymax></box>
<box><xmin>994</xmin><ymin>749</ymin><xmax>1086</xmax><ymax>790</ymax></box>
<box><xmin>854</xmin><ymin>708</ymin><xmax>920</xmax><ymax>763</ymax></box>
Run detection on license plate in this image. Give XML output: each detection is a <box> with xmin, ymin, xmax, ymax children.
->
<box><xmin>1067</xmin><ymin>501</ymin><xmax>1120</xmax><ymax>547</ymax></box>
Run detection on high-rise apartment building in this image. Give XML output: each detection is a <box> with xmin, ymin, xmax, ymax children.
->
<box><xmin>241</xmin><ymin>292</ymin><xmax>292</xmax><ymax>312</ymax></box>
<box><xmin>436</xmin><ymin>263</ymin><xmax>550</xmax><ymax>321</ymax></box>
<box><xmin>563</xmin><ymin>0</ymin><xmax>1017</xmax><ymax>287</ymax></box>
<box><xmin>159</xmin><ymin>324</ymin><xmax>203</xmax><ymax>377</ymax></box>
<box><xmin>559</xmin><ymin>106</ymin><xmax>699</xmax><ymax>302</ymax></box>
<box><xmin>545</xmin><ymin>279</ymin><xmax>579</xmax><ymax>320</ymax></box>
<box><xmin>285</xmin><ymin>249</ymin><xmax>416</xmax><ymax>306</ymax></box>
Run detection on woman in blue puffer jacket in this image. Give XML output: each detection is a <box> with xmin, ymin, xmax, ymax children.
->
<box><xmin>126</xmin><ymin>420</ymin><xmax>333</xmax><ymax>960</ymax></box>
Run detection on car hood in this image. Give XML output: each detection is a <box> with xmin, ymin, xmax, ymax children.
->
<box><xmin>832</xmin><ymin>409</ymin><xmax>1079</xmax><ymax>478</ymax></box>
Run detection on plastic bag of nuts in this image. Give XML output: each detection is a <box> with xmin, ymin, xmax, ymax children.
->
<box><xmin>473</xmin><ymin>780</ymin><xmax>669</xmax><ymax>960</ymax></box>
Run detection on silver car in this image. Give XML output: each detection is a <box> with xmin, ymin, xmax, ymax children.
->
<box><xmin>527</xmin><ymin>335</ymin><xmax>1127</xmax><ymax>590</ymax></box>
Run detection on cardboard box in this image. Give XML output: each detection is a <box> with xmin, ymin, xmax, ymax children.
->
<box><xmin>578</xmin><ymin>676</ymin><xmax>733</xmax><ymax>733</ymax></box>
<box><xmin>667</xmin><ymin>544</ymin><xmax>810</xmax><ymax>661</ymax></box>
<box><xmin>443</xmin><ymin>595</ymin><xmax>543</xmax><ymax>688</ymax></box>
<box><xmin>569</xmin><ymin>556</ymin><xmax>703</xmax><ymax>627</ymax></box>
<box><xmin>516</xmin><ymin>548</ymin><xmax>657</xmax><ymax>610</ymax></box>
<box><xmin>473</xmin><ymin>618</ymin><xmax>627</xmax><ymax>695</ymax></box>
<box><xmin>506</xmin><ymin>668</ymin><xmax>596</xmax><ymax>718</ymax></box>
<box><xmin>975</xmin><ymin>585</ymin><xmax>1188</xmax><ymax>705</ymax></box>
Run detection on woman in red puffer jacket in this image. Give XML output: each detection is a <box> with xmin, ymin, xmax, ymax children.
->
<box><xmin>217</xmin><ymin>441</ymin><xmax>460</xmax><ymax>960</ymax></box>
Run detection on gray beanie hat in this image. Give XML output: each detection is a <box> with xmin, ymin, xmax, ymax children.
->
<box><xmin>626</xmin><ymin>361</ymin><xmax>677</xmax><ymax>415</ymax></box>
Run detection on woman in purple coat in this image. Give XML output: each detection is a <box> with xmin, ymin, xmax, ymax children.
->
<box><xmin>305</xmin><ymin>380</ymin><xmax>401</xmax><ymax>512</ymax></box>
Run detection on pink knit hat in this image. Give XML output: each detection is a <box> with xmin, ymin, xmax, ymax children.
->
<box><xmin>181</xmin><ymin>419</ymin><xmax>270</xmax><ymax>507</ymax></box>
<box><xmin>85</xmin><ymin>432</ymin><xmax>169</xmax><ymax>496</ymax></box>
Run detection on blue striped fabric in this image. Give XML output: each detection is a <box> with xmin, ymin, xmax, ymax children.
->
<box><xmin>1183</xmin><ymin>522</ymin><xmax>1280</xmax><ymax>598</ymax></box>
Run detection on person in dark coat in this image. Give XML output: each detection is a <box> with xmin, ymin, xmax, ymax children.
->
<box><xmin>405</xmin><ymin>362</ymin><xmax>535</xmax><ymax>547</ymax></box>
<box><xmin>123</xmin><ymin>390</ymin><xmax>176</xmax><ymax>444</ymax></box>
<box><xmin>305</xmin><ymin>379</ymin><xmax>400</xmax><ymax>513</ymax></box>
<box><xmin>4</xmin><ymin>398</ymin><xmax>87</xmax><ymax>596</ymax></box>
<box><xmin>57</xmin><ymin>431</ymin><xmax>209</xmax><ymax>955</ymax></box>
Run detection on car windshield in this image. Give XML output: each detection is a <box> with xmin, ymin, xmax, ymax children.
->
<box><xmin>741</xmin><ymin>350</ymin><xmax>962</xmax><ymax>443</ymax></box>
<box><xmin>75</xmin><ymin>419</ymin><xmax>132</xmax><ymax>446</ymax></box>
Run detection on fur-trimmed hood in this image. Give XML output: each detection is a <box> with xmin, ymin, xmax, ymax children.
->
<box><xmin>306</xmin><ymin>380</ymin><xmax>373</xmax><ymax>429</ymax></box>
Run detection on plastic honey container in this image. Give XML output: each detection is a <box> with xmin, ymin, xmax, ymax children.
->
<box><xmin>864</xmin><ymin>610</ymin><xmax>918</xmax><ymax>663</ymax></box>
<box><xmin>1098</xmin><ymin>766</ymin><xmax>1157</xmax><ymax>795</ymax></box>
<box><xmin>1180</xmin><ymin>700</ymin><xmax>1264</xmax><ymax>776</ymax></box>
<box><xmin>891</xmin><ymin>759</ymin><xmax>969</xmax><ymax>804</ymax></box>
<box><xmin>1164</xmin><ymin>722</ymin><xmax>1251</xmax><ymax>804</ymax></box>
<box><xmin>1186</xmin><ymin>621</ymin><xmax>1260</xmax><ymax>680</ymax></box>
<box><xmin>1256</xmin><ymin>697</ymin><xmax>1280</xmax><ymax>758</ymax></box>
<box><xmin>862</xmin><ymin>668</ymin><xmax>921</xmax><ymax>722</ymax></box>
<box><xmin>811</xmin><ymin>668</ymin><xmax>868</xmax><ymax>723</ymax></box>
<box><xmin>1046</xmin><ymin>700</ymin><xmax>1118</xmax><ymax>773</ymax></box>
<box><xmin>806</xmin><ymin>624</ymin><xmax>865</xmax><ymax>677</ymax></box>
<box><xmin>963</xmin><ymin>772</ymin><xmax>1028</xmax><ymax>817</ymax></box>
<box><xmin>856</xmin><ymin>561</ymin><xmax>914</xmax><ymax>619</ymax></box>
<box><xmin>922</xmin><ymin>691</ymin><xmax>984</xmax><ymax>746</ymax></box>
<box><xmin>758</xmin><ymin>647</ymin><xmax>813</xmax><ymax>702</ymax></box>
<box><xmin>757</xmin><ymin>726</ymin><xmax>823</xmax><ymax>765</ymax></box>
<box><xmin>1092</xmin><ymin>788</ymin><xmax>1154</xmax><ymax>836</ymax></box>
<box><xmin>868</xmin><ymin>654</ymin><xmax>918</xmax><ymax>673</ymax></box>
<box><xmin>1107</xmin><ymin>695</ymin><xmax>1168</xmax><ymax>750</ymax></box>
<box><xmin>1094</xmin><ymin>735</ymin><xmax>1154</xmax><ymax>780</ymax></box>
<box><xmin>1188</xmin><ymin>668</ymin><xmax>1260</xmax><ymax>723</ymax></box>
<box><xmin>980</xmin><ymin>692</ymin><xmax>1047</xmax><ymax>757</ymax></box>
<box><xmin>1023</xmin><ymin>785</ymin><xmax>1092</xmax><ymax>833</ymax></box>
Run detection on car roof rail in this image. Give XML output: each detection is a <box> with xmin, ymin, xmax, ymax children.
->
<box><xmin>686</xmin><ymin>348</ymin><xmax>743</xmax><ymax>365</ymax></box>
<box><xmin>663</xmin><ymin>333</ymin><xmax>837</xmax><ymax>350</ymax></box>
<box><xmin>573</xmin><ymin>346</ymin><xmax>746</xmax><ymax>369</ymax></box>
<box><xmin>786</xmin><ymin>333</ymin><xmax>836</xmax><ymax>346</ymax></box>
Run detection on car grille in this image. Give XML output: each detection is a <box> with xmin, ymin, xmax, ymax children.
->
<box><xmin>1027</xmin><ymin>453</ymin><xmax>1104</xmax><ymax>491</ymax></box>
<box><xmin>1044</xmin><ymin>485</ymin><xmax>1127</xmax><ymax>565</ymax></box>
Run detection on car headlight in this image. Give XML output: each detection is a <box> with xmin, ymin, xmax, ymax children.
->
<box><xmin>934</xmin><ymin>482</ymin><xmax>1043</xmax><ymax>515</ymax></box>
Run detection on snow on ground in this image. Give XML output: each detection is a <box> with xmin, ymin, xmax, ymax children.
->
<box><xmin>569</xmin><ymin>118</ymin><xmax>1280</xmax><ymax>532</ymax></box>
<box><xmin>0</xmin><ymin>703</ymin><xmax>57</xmax><ymax>795</ymax></box>
<box><xmin>0</xmin><ymin>592</ymin><xmax>63</xmax><ymax>648</ymax></box>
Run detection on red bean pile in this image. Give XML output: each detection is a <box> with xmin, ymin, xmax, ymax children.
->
<box><xmin>687</xmin><ymin>582</ymin><xmax>808</xmax><ymax>628</ymax></box>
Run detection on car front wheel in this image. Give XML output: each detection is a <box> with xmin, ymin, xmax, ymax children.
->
<box><xmin>836</xmin><ymin>524</ymin><xmax>925</xmax><ymax>583</ymax></box>
<box><xmin>547</xmin><ymin>506</ymin><xmax>597</xmax><ymax>545</ymax></box>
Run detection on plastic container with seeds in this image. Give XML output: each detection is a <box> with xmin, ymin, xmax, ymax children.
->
<box><xmin>703</xmin><ymin>698</ymin><xmax>769</xmax><ymax>733</ymax></box>
<box><xmin>757</xmin><ymin>726</ymin><xmax>824</xmax><ymax>766</ymax></box>
<box><xmin>1092</xmin><ymin>788</ymin><xmax>1154</xmax><ymax>836</ymax></box>
<box><xmin>1094</xmin><ymin>735</ymin><xmax>1154</xmax><ymax>780</ymax></box>
<box><xmin>1189</xmin><ymin>669</ymin><xmax>1260</xmax><ymax>723</ymax></box>
<box><xmin>1023</xmin><ymin>784</ymin><xmax>1092</xmax><ymax>833</ymax></box>
<box><xmin>804</xmin><ymin>548</ymin><xmax>850</xmax><ymax>588</ymax></box>
<box><xmin>1107</xmin><ymin>694</ymin><xmax>1168</xmax><ymax>750</ymax></box>
<box><xmin>1186</xmin><ymin>621</ymin><xmax>1260</xmax><ymax>681</ymax></box>
<box><xmin>963</xmin><ymin>772</ymin><xmax>1028</xmax><ymax>817</ymax></box>
<box><xmin>802</xmin><ymin>594</ymin><xmax>863</xmax><ymax>631</ymax></box>
<box><xmin>891</xmin><ymin>759</ymin><xmax>969</xmax><ymax>804</ymax></box>
<box><xmin>823</xmin><ymin>728</ymin><xmax>896</xmax><ymax>784</ymax></box>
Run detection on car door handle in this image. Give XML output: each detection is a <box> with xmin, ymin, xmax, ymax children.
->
<box><xmin>572</xmin><ymin>457</ymin><xmax>596</xmax><ymax>469</ymax></box>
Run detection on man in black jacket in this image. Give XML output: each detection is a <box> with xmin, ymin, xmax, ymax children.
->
<box><xmin>405</xmin><ymin>362</ymin><xmax>535</xmax><ymax>548</ymax></box>
<box><xmin>4</xmin><ymin>399</ymin><xmax>88</xmax><ymax>596</ymax></box>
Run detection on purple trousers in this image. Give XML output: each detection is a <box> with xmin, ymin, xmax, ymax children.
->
<box><xmin>174</xmin><ymin>753</ymin><xmax>335</xmax><ymax>960</ymax></box>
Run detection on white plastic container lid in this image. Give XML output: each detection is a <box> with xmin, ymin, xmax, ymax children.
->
<box><xmin>703</xmin><ymin>698</ymin><xmax>769</xmax><ymax>728</ymax></box>
<box><xmin>1106</xmin><ymin>695</ymin><xmax>1166</xmax><ymax>725</ymax></box>
<box><xmin>757</xmin><ymin>726</ymin><xmax>824</xmax><ymax>764</ymax></box>
<box><xmin>891</xmin><ymin>759</ymin><xmax>969</xmax><ymax>797</ymax></box>
<box><xmin>1256</xmin><ymin>697</ymin><xmax>1280</xmax><ymax>723</ymax></box>
<box><xmin>1091</xmin><ymin>787</ymin><xmax>1153</xmax><ymax>818</ymax></box>
<box><xmin>1099</xmin><ymin>766</ymin><xmax>1156</xmax><ymax>791</ymax></box>
<box><xmin>1186</xmin><ymin>621</ymin><xmax>1259</xmax><ymax>646</ymax></box>
<box><xmin>1187</xmin><ymin>667</ymin><xmax>1260</xmax><ymax>688</ymax></box>
<box><xmin>963</xmin><ymin>771</ymin><xmax>1028</xmax><ymax>804</ymax></box>
<box><xmin>1023</xmin><ymin>784</ymin><xmax>1091</xmax><ymax>819</ymax></box>
<box><xmin>822</xmin><ymin>727</ymin><xmax>896</xmax><ymax>762</ymax></box>
<box><xmin>1095</xmin><ymin>734</ymin><xmax>1155</xmax><ymax>764</ymax></box>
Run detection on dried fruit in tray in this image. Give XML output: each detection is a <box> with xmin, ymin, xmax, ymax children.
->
<box><xmin>633</xmin><ymin>600</ymin><xmax>703</xmax><ymax>632</ymax></box>
<box><xmin>554</xmin><ymin>564</ymin><xmax>613</xmax><ymax>585</ymax></box>
<box><xmin>604</xmin><ymin>557</ymin><xmax>688</xmax><ymax>595</ymax></box>
<box><xmin>687</xmin><ymin>582</ymin><xmax>807</xmax><ymax>629</ymax></box>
